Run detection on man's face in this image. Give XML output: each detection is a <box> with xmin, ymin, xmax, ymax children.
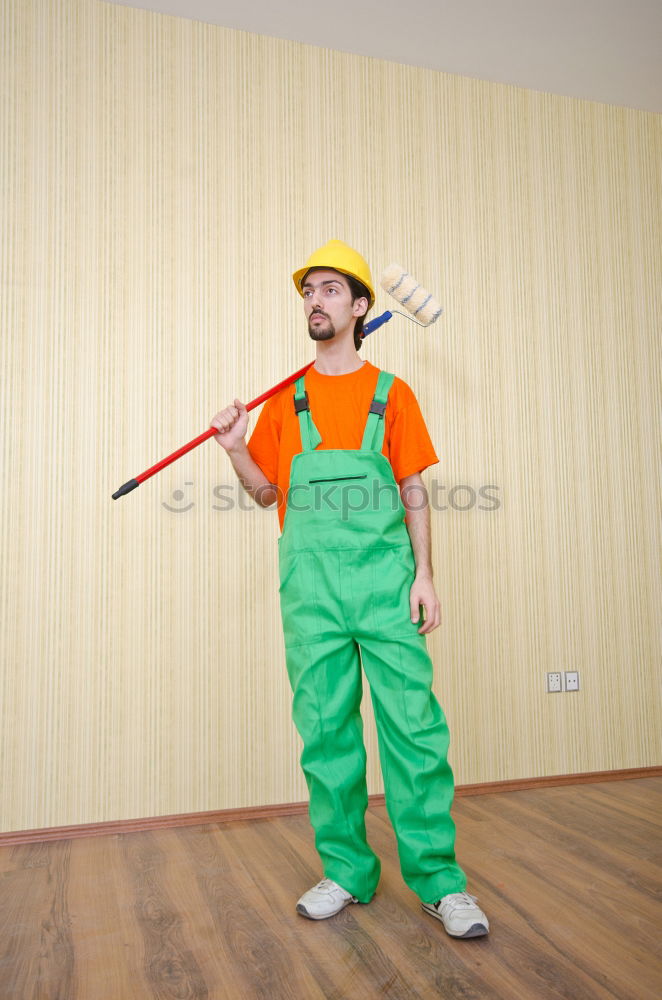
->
<box><xmin>302</xmin><ymin>269</ymin><xmax>367</xmax><ymax>343</ymax></box>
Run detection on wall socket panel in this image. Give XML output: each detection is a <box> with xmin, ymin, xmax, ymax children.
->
<box><xmin>547</xmin><ymin>672</ymin><xmax>563</xmax><ymax>693</ymax></box>
<box><xmin>547</xmin><ymin>671</ymin><xmax>581</xmax><ymax>693</ymax></box>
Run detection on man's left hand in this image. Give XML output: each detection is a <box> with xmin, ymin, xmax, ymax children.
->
<box><xmin>409</xmin><ymin>575</ymin><xmax>441</xmax><ymax>634</ymax></box>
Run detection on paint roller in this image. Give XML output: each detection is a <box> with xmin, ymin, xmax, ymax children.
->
<box><xmin>359</xmin><ymin>265</ymin><xmax>443</xmax><ymax>339</ymax></box>
<box><xmin>112</xmin><ymin>265</ymin><xmax>443</xmax><ymax>499</ymax></box>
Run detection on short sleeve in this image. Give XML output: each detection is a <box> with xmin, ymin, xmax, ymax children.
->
<box><xmin>247</xmin><ymin>395</ymin><xmax>281</xmax><ymax>486</ymax></box>
<box><xmin>388</xmin><ymin>389</ymin><xmax>440</xmax><ymax>483</ymax></box>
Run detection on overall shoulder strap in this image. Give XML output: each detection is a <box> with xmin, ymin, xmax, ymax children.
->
<box><xmin>292</xmin><ymin>375</ymin><xmax>322</xmax><ymax>452</ymax></box>
<box><xmin>361</xmin><ymin>370</ymin><xmax>395</xmax><ymax>452</ymax></box>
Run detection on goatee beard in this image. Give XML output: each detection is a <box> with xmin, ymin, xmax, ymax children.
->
<box><xmin>308</xmin><ymin>316</ymin><xmax>336</xmax><ymax>341</ymax></box>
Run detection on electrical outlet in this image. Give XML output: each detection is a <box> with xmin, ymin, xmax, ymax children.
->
<box><xmin>547</xmin><ymin>672</ymin><xmax>562</xmax><ymax>693</ymax></box>
<box><xmin>565</xmin><ymin>671</ymin><xmax>580</xmax><ymax>692</ymax></box>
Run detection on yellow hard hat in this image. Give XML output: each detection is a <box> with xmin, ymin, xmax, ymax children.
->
<box><xmin>292</xmin><ymin>239</ymin><xmax>375</xmax><ymax>307</ymax></box>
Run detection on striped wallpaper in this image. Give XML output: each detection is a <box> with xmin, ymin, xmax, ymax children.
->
<box><xmin>0</xmin><ymin>0</ymin><xmax>660</xmax><ymax>832</ymax></box>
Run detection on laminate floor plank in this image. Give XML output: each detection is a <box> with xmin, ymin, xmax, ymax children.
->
<box><xmin>586</xmin><ymin>780</ymin><xmax>662</xmax><ymax>827</ymax></box>
<box><xmin>476</xmin><ymin>787</ymin><xmax>662</xmax><ymax>882</ymax></box>
<box><xmin>120</xmin><ymin>829</ymin><xmax>213</xmax><ymax>999</ymax></box>
<box><xmin>0</xmin><ymin>840</ymin><xmax>75</xmax><ymax>999</ymax></box>
<box><xmin>67</xmin><ymin>833</ymin><xmax>153</xmax><ymax>1000</ymax></box>
<box><xmin>0</xmin><ymin>867</ymin><xmax>51</xmax><ymax>997</ymax></box>
<box><xmin>456</xmin><ymin>793</ymin><xmax>662</xmax><ymax>903</ymax></box>
<box><xmin>513</xmin><ymin>785</ymin><xmax>659</xmax><ymax>859</ymax></box>
<box><xmin>150</xmin><ymin>825</ymin><xmax>253</xmax><ymax>999</ymax></box>
<box><xmin>0</xmin><ymin>778</ymin><xmax>660</xmax><ymax>999</ymax></box>
<box><xmin>605</xmin><ymin>776</ymin><xmax>662</xmax><ymax>802</ymax></box>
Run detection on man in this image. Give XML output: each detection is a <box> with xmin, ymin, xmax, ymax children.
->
<box><xmin>210</xmin><ymin>240</ymin><xmax>489</xmax><ymax>938</ymax></box>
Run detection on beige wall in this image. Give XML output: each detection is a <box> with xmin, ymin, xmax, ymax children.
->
<box><xmin>1</xmin><ymin>0</ymin><xmax>660</xmax><ymax>833</ymax></box>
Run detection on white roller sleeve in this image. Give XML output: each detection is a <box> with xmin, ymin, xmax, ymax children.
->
<box><xmin>380</xmin><ymin>264</ymin><xmax>443</xmax><ymax>327</ymax></box>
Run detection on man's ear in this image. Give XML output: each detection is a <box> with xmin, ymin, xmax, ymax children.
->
<box><xmin>352</xmin><ymin>296</ymin><xmax>369</xmax><ymax>319</ymax></box>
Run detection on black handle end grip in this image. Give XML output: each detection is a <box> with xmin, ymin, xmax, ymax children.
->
<box><xmin>112</xmin><ymin>478</ymin><xmax>140</xmax><ymax>500</ymax></box>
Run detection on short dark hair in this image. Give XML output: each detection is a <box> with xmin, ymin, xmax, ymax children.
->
<box><xmin>344</xmin><ymin>273</ymin><xmax>372</xmax><ymax>350</ymax></box>
<box><xmin>302</xmin><ymin>267</ymin><xmax>372</xmax><ymax>351</ymax></box>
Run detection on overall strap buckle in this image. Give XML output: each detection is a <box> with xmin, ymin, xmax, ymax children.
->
<box><xmin>292</xmin><ymin>377</ymin><xmax>322</xmax><ymax>451</ymax></box>
<box><xmin>293</xmin><ymin>392</ymin><xmax>310</xmax><ymax>414</ymax></box>
<box><xmin>368</xmin><ymin>399</ymin><xmax>387</xmax><ymax>418</ymax></box>
<box><xmin>361</xmin><ymin>370</ymin><xmax>395</xmax><ymax>451</ymax></box>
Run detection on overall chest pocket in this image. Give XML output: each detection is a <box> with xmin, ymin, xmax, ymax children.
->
<box><xmin>308</xmin><ymin>474</ymin><xmax>368</xmax><ymax>484</ymax></box>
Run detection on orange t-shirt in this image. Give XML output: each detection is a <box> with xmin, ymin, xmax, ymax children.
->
<box><xmin>247</xmin><ymin>359</ymin><xmax>440</xmax><ymax>533</ymax></box>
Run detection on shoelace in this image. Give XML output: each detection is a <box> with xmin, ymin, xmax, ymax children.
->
<box><xmin>316</xmin><ymin>878</ymin><xmax>340</xmax><ymax>893</ymax></box>
<box><xmin>436</xmin><ymin>892</ymin><xmax>479</xmax><ymax>910</ymax></box>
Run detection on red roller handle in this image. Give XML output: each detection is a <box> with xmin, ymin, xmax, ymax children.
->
<box><xmin>112</xmin><ymin>360</ymin><xmax>314</xmax><ymax>499</ymax></box>
<box><xmin>112</xmin><ymin>310</ymin><xmax>395</xmax><ymax>500</ymax></box>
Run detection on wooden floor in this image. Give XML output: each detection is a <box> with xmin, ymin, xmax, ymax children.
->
<box><xmin>1</xmin><ymin>777</ymin><xmax>661</xmax><ymax>999</ymax></box>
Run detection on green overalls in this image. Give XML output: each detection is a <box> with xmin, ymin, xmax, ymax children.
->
<box><xmin>277</xmin><ymin>368</ymin><xmax>467</xmax><ymax>905</ymax></box>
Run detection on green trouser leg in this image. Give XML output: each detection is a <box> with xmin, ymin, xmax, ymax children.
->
<box><xmin>359</xmin><ymin>631</ymin><xmax>467</xmax><ymax>904</ymax></box>
<box><xmin>284</xmin><ymin>634</ymin><xmax>380</xmax><ymax>903</ymax></box>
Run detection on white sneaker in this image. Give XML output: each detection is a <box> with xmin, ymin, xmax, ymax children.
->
<box><xmin>296</xmin><ymin>878</ymin><xmax>360</xmax><ymax>920</ymax></box>
<box><xmin>421</xmin><ymin>891</ymin><xmax>489</xmax><ymax>938</ymax></box>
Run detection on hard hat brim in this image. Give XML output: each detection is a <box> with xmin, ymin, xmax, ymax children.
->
<box><xmin>292</xmin><ymin>240</ymin><xmax>375</xmax><ymax>308</ymax></box>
